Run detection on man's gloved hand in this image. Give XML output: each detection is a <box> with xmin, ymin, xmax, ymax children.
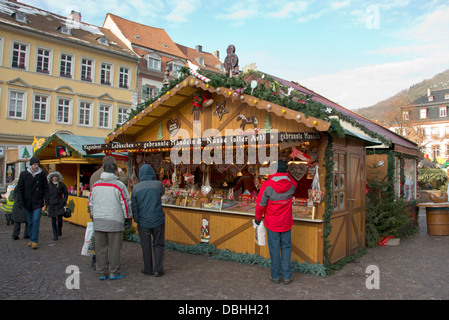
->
<box><xmin>254</xmin><ymin>219</ymin><xmax>261</xmax><ymax>226</ymax></box>
<box><xmin>124</xmin><ymin>218</ymin><xmax>133</xmax><ymax>230</ymax></box>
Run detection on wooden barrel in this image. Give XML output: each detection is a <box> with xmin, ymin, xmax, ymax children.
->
<box><xmin>426</xmin><ymin>208</ymin><xmax>449</xmax><ymax>236</ymax></box>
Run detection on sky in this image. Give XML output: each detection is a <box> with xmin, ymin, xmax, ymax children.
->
<box><xmin>19</xmin><ymin>0</ymin><xmax>449</xmax><ymax>110</ymax></box>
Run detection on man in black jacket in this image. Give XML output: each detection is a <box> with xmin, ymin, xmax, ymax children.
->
<box><xmin>16</xmin><ymin>157</ymin><xmax>49</xmax><ymax>249</ymax></box>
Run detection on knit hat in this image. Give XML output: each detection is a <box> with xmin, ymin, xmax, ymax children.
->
<box><xmin>29</xmin><ymin>157</ymin><xmax>40</xmax><ymax>166</ymax></box>
<box><xmin>276</xmin><ymin>160</ymin><xmax>287</xmax><ymax>173</ymax></box>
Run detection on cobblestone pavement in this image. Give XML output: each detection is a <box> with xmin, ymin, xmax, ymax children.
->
<box><xmin>0</xmin><ymin>209</ymin><xmax>448</xmax><ymax>301</ymax></box>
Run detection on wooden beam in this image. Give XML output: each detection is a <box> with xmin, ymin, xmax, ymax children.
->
<box><xmin>166</xmin><ymin>209</ymin><xmax>200</xmax><ymax>243</ymax></box>
<box><xmin>212</xmin><ymin>220</ymin><xmax>253</xmax><ymax>247</ymax></box>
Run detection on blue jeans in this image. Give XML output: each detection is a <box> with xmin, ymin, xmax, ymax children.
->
<box><xmin>25</xmin><ymin>208</ymin><xmax>42</xmax><ymax>243</ymax></box>
<box><xmin>266</xmin><ymin>228</ymin><xmax>292</xmax><ymax>280</ymax></box>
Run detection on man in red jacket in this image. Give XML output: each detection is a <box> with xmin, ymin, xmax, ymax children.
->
<box><xmin>255</xmin><ymin>160</ymin><xmax>297</xmax><ymax>284</ymax></box>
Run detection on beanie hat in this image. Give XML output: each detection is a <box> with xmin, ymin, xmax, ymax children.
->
<box><xmin>276</xmin><ymin>160</ymin><xmax>287</xmax><ymax>173</ymax></box>
<box><xmin>29</xmin><ymin>157</ymin><xmax>40</xmax><ymax>166</ymax></box>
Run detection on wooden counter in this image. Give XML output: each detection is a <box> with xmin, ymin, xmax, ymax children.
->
<box><xmin>163</xmin><ymin>204</ymin><xmax>325</xmax><ymax>264</ymax></box>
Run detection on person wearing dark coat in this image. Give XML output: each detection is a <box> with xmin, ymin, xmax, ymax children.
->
<box><xmin>131</xmin><ymin>164</ymin><xmax>166</xmax><ymax>276</ymax></box>
<box><xmin>11</xmin><ymin>189</ymin><xmax>29</xmax><ymax>240</ymax></box>
<box><xmin>47</xmin><ymin>171</ymin><xmax>68</xmax><ymax>240</ymax></box>
<box><xmin>15</xmin><ymin>157</ymin><xmax>49</xmax><ymax>249</ymax></box>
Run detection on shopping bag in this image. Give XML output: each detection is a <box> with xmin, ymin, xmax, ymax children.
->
<box><xmin>63</xmin><ymin>207</ymin><xmax>72</xmax><ymax>218</ymax></box>
<box><xmin>253</xmin><ymin>219</ymin><xmax>266</xmax><ymax>246</ymax></box>
<box><xmin>308</xmin><ymin>166</ymin><xmax>323</xmax><ymax>205</ymax></box>
<box><xmin>81</xmin><ymin>222</ymin><xmax>95</xmax><ymax>256</ymax></box>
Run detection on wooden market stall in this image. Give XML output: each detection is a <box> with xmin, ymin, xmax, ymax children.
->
<box><xmin>34</xmin><ymin>133</ymin><xmax>107</xmax><ymax>227</ymax></box>
<box><xmin>84</xmin><ymin>68</ymin><xmax>383</xmax><ymax>268</ymax></box>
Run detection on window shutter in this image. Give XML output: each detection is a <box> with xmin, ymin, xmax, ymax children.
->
<box><xmin>142</xmin><ymin>85</ymin><xmax>147</xmax><ymax>100</ymax></box>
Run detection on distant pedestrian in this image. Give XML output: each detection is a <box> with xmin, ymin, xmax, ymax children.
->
<box><xmin>11</xmin><ymin>189</ymin><xmax>29</xmax><ymax>240</ymax></box>
<box><xmin>47</xmin><ymin>172</ymin><xmax>68</xmax><ymax>241</ymax></box>
<box><xmin>1</xmin><ymin>191</ymin><xmax>13</xmax><ymax>226</ymax></box>
<box><xmin>88</xmin><ymin>162</ymin><xmax>132</xmax><ymax>280</ymax></box>
<box><xmin>15</xmin><ymin>157</ymin><xmax>49</xmax><ymax>250</ymax></box>
<box><xmin>131</xmin><ymin>164</ymin><xmax>166</xmax><ymax>276</ymax></box>
<box><xmin>255</xmin><ymin>160</ymin><xmax>297</xmax><ymax>284</ymax></box>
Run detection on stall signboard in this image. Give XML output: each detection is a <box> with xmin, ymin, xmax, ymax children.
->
<box><xmin>83</xmin><ymin>131</ymin><xmax>321</xmax><ymax>154</ymax></box>
<box><xmin>18</xmin><ymin>145</ymin><xmax>33</xmax><ymax>160</ymax></box>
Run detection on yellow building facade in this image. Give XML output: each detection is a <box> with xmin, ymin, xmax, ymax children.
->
<box><xmin>0</xmin><ymin>1</ymin><xmax>139</xmax><ymax>187</ymax></box>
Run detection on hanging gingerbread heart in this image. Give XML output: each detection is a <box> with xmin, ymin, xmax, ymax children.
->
<box><xmin>166</xmin><ymin>118</ymin><xmax>181</xmax><ymax>136</ymax></box>
<box><xmin>288</xmin><ymin>163</ymin><xmax>306</xmax><ymax>181</ymax></box>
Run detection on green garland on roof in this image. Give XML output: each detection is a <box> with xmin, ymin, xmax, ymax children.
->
<box><xmin>110</xmin><ymin>67</ymin><xmax>391</xmax><ymax>147</ymax></box>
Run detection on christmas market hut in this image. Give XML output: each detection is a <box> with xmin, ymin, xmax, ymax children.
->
<box><xmin>84</xmin><ymin>65</ymin><xmax>385</xmax><ymax>274</ymax></box>
<box><xmin>34</xmin><ymin>133</ymin><xmax>128</xmax><ymax>227</ymax></box>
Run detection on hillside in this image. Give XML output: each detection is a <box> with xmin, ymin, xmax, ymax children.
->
<box><xmin>355</xmin><ymin>69</ymin><xmax>449</xmax><ymax>124</ymax></box>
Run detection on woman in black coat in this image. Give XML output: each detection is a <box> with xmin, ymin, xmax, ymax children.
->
<box><xmin>47</xmin><ymin>172</ymin><xmax>68</xmax><ymax>240</ymax></box>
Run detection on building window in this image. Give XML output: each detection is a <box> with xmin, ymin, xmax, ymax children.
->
<box><xmin>402</xmin><ymin>111</ymin><xmax>409</xmax><ymax>120</ymax></box>
<box><xmin>14</xmin><ymin>12</ymin><xmax>27</xmax><ymax>23</ymax></box>
<box><xmin>147</xmin><ymin>57</ymin><xmax>161</xmax><ymax>71</ymax></box>
<box><xmin>36</xmin><ymin>48</ymin><xmax>51</xmax><ymax>73</ymax></box>
<box><xmin>332</xmin><ymin>153</ymin><xmax>346</xmax><ymax>211</ymax></box>
<box><xmin>169</xmin><ymin>62</ymin><xmax>183</xmax><ymax>77</ymax></box>
<box><xmin>117</xmin><ymin>107</ymin><xmax>128</xmax><ymax>125</ymax></box>
<box><xmin>433</xmin><ymin>145</ymin><xmax>440</xmax><ymax>160</ymax></box>
<box><xmin>98</xmin><ymin>37</ymin><xmax>109</xmax><ymax>45</ymax></box>
<box><xmin>60</xmin><ymin>53</ymin><xmax>73</xmax><ymax>78</ymax></box>
<box><xmin>119</xmin><ymin>67</ymin><xmax>129</xmax><ymax>88</ymax></box>
<box><xmin>98</xmin><ymin>104</ymin><xmax>111</xmax><ymax>128</ymax></box>
<box><xmin>141</xmin><ymin>85</ymin><xmax>159</xmax><ymax>102</ymax></box>
<box><xmin>431</xmin><ymin>127</ymin><xmax>440</xmax><ymax>138</ymax></box>
<box><xmin>429</xmin><ymin>96</ymin><xmax>434</xmax><ymax>102</ymax></box>
<box><xmin>57</xmin><ymin>98</ymin><xmax>72</xmax><ymax>124</ymax></box>
<box><xmin>58</xmin><ymin>26</ymin><xmax>71</xmax><ymax>35</ymax></box>
<box><xmin>79</xmin><ymin>101</ymin><xmax>92</xmax><ymax>126</ymax></box>
<box><xmin>81</xmin><ymin>58</ymin><xmax>93</xmax><ymax>82</ymax></box>
<box><xmin>33</xmin><ymin>94</ymin><xmax>49</xmax><ymax>121</ymax></box>
<box><xmin>12</xmin><ymin>42</ymin><xmax>27</xmax><ymax>69</ymax></box>
<box><xmin>440</xmin><ymin>106</ymin><xmax>447</xmax><ymax>117</ymax></box>
<box><xmin>445</xmin><ymin>94</ymin><xmax>449</xmax><ymax>100</ymax></box>
<box><xmin>8</xmin><ymin>90</ymin><xmax>26</xmax><ymax>119</ymax></box>
<box><xmin>100</xmin><ymin>62</ymin><xmax>112</xmax><ymax>86</ymax></box>
<box><xmin>420</xmin><ymin>108</ymin><xmax>427</xmax><ymax>119</ymax></box>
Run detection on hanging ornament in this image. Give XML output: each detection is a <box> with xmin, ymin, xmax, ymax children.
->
<box><xmin>213</xmin><ymin>100</ymin><xmax>229</xmax><ymax>121</ymax></box>
<box><xmin>191</xmin><ymin>92</ymin><xmax>213</xmax><ymax>121</ymax></box>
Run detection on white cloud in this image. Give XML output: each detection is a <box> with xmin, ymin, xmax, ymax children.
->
<box><xmin>265</xmin><ymin>1</ymin><xmax>308</xmax><ymax>19</ymax></box>
<box><xmin>298</xmin><ymin>4</ymin><xmax>449</xmax><ymax>109</ymax></box>
<box><xmin>330</xmin><ymin>0</ymin><xmax>351</xmax><ymax>10</ymax></box>
<box><xmin>164</xmin><ymin>0</ymin><xmax>200</xmax><ymax>23</ymax></box>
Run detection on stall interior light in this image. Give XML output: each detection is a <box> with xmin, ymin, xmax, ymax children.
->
<box><xmin>287</xmin><ymin>160</ymin><xmax>309</xmax><ymax>165</ymax></box>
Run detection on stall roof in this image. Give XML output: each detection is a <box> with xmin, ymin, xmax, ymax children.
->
<box><xmin>107</xmin><ymin>75</ymin><xmax>331</xmax><ymax>143</ymax></box>
<box><xmin>34</xmin><ymin>134</ymin><xmax>107</xmax><ymax>159</ymax></box>
<box><xmin>269</xmin><ymin>74</ymin><xmax>421</xmax><ymax>157</ymax></box>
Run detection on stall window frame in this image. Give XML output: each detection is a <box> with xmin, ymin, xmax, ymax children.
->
<box><xmin>332</xmin><ymin>151</ymin><xmax>347</xmax><ymax>212</ymax></box>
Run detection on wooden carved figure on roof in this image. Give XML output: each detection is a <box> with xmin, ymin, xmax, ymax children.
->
<box><xmin>237</xmin><ymin>114</ymin><xmax>259</xmax><ymax>133</ymax></box>
<box><xmin>162</xmin><ymin>66</ymin><xmax>171</xmax><ymax>86</ymax></box>
<box><xmin>224</xmin><ymin>44</ymin><xmax>239</xmax><ymax>77</ymax></box>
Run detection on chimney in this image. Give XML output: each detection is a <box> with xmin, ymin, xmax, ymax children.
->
<box><xmin>427</xmin><ymin>88</ymin><xmax>431</xmax><ymax>97</ymax></box>
<box><xmin>196</xmin><ymin>45</ymin><xmax>202</xmax><ymax>53</ymax></box>
<box><xmin>214</xmin><ymin>50</ymin><xmax>220</xmax><ymax>60</ymax></box>
<box><xmin>69</xmin><ymin>10</ymin><xmax>81</xmax><ymax>22</ymax></box>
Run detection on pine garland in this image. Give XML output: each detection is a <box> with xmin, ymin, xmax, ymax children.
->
<box><xmin>123</xmin><ymin>233</ymin><xmax>327</xmax><ymax>276</ymax></box>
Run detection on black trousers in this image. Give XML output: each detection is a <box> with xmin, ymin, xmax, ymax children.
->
<box><xmin>12</xmin><ymin>222</ymin><xmax>28</xmax><ymax>239</ymax></box>
<box><xmin>138</xmin><ymin>223</ymin><xmax>165</xmax><ymax>275</ymax></box>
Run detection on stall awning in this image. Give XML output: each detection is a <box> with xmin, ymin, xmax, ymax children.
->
<box><xmin>34</xmin><ymin>134</ymin><xmax>109</xmax><ymax>159</ymax></box>
<box><xmin>343</xmin><ymin>128</ymin><xmax>382</xmax><ymax>146</ymax></box>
